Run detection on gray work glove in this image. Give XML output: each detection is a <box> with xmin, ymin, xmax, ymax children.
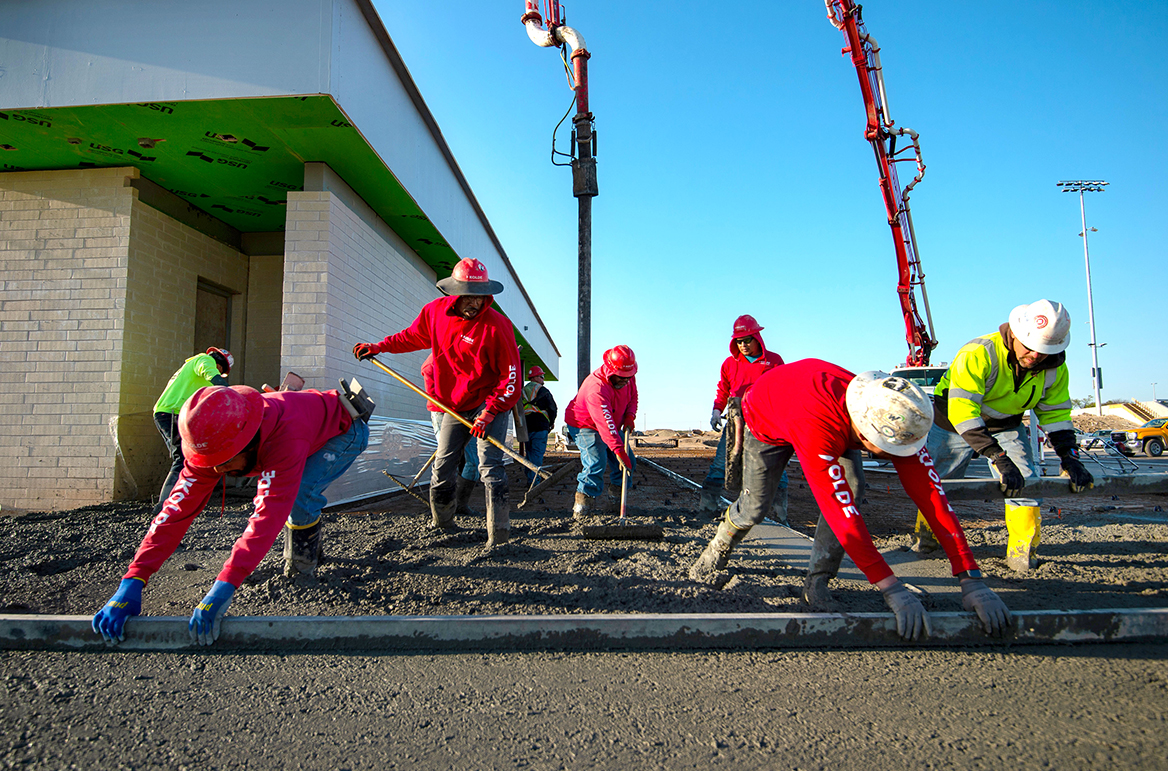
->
<box><xmin>960</xmin><ymin>579</ymin><xmax>1012</xmax><ymax>638</ymax></box>
<box><xmin>881</xmin><ymin>582</ymin><xmax>932</xmax><ymax>641</ymax></box>
<box><xmin>711</xmin><ymin>408</ymin><xmax>723</xmax><ymax>431</ymax></box>
<box><xmin>990</xmin><ymin>453</ymin><xmax>1025</xmax><ymax>497</ymax></box>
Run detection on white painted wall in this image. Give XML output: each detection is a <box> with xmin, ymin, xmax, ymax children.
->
<box><xmin>0</xmin><ymin>0</ymin><xmax>558</xmax><ymax>374</ymax></box>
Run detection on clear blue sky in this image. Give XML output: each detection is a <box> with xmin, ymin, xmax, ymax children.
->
<box><xmin>373</xmin><ymin>0</ymin><xmax>1167</xmax><ymax>429</ymax></box>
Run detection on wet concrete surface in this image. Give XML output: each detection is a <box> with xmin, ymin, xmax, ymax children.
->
<box><xmin>3</xmin><ymin>644</ymin><xmax>1165</xmax><ymax>769</ymax></box>
<box><xmin>3</xmin><ymin>443</ymin><xmax>1166</xmax><ymax>768</ymax></box>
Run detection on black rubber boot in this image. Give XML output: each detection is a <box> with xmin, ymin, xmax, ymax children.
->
<box><xmin>485</xmin><ymin>483</ymin><xmax>511</xmax><ymax>550</ymax></box>
<box><xmin>768</xmin><ymin>485</ymin><xmax>789</xmax><ymax>525</ymax></box>
<box><xmin>801</xmin><ymin>516</ymin><xmax>845</xmax><ymax>607</ymax></box>
<box><xmin>697</xmin><ymin>486</ymin><xmax>723</xmax><ymax>516</ymax></box>
<box><xmin>689</xmin><ymin>514</ymin><xmax>749</xmax><ymax>581</ymax></box>
<box><xmin>429</xmin><ymin>483</ymin><xmax>459</xmax><ymax>532</ymax></box>
<box><xmin>454</xmin><ymin>475</ymin><xmax>480</xmax><ymax>518</ymax></box>
<box><xmin>283</xmin><ymin>521</ymin><xmax>323</xmax><ymax>578</ymax></box>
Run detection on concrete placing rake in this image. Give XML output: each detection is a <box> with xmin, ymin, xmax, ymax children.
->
<box><xmin>364</xmin><ymin>355</ymin><xmax>551</xmax><ymax>482</ymax></box>
<box><xmin>581</xmin><ymin>431</ymin><xmax>663</xmax><ymax>541</ymax></box>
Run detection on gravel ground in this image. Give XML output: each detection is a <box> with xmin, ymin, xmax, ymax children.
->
<box><xmin>2</xmin><ymin>444</ymin><xmax>1166</xmax><ymax>621</ymax></box>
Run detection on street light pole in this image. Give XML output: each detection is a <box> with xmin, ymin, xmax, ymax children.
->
<box><xmin>1154</xmin><ymin>383</ymin><xmax>1159</xmax><ymax>402</ymax></box>
<box><xmin>1057</xmin><ymin>179</ymin><xmax>1108</xmax><ymax>417</ymax></box>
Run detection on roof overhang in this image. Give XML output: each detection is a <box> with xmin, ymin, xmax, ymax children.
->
<box><xmin>0</xmin><ymin>0</ymin><xmax>559</xmax><ymax>376</ymax></box>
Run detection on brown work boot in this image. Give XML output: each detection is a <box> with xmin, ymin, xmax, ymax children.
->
<box><xmin>599</xmin><ymin>487</ymin><xmax>620</xmax><ymax>515</ymax></box>
<box><xmin>572</xmin><ymin>491</ymin><xmax>593</xmax><ymax>521</ymax></box>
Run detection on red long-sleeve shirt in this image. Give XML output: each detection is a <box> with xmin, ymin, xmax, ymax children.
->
<box><xmin>421</xmin><ymin>355</ymin><xmax>441</xmax><ymax>413</ymax></box>
<box><xmin>565</xmin><ymin>366</ymin><xmax>638</xmax><ymax>455</ymax></box>
<box><xmin>712</xmin><ymin>331</ymin><xmax>785</xmax><ymax>411</ymax></box>
<box><xmin>373</xmin><ymin>296</ymin><xmax>520</xmax><ymax>417</ymax></box>
<box><xmin>124</xmin><ymin>390</ymin><xmax>353</xmax><ymax>588</ymax></box>
<box><xmin>742</xmin><ymin>358</ymin><xmax>979</xmax><ymax>583</ymax></box>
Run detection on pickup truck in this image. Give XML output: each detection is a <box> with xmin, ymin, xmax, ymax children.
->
<box><xmin>1110</xmin><ymin>418</ymin><xmax>1168</xmax><ymax>457</ymax></box>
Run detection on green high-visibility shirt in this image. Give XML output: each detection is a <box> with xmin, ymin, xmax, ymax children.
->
<box><xmin>935</xmin><ymin>330</ymin><xmax>1073</xmax><ymax>437</ymax></box>
<box><xmin>153</xmin><ymin>353</ymin><xmax>224</xmax><ymax>415</ymax></box>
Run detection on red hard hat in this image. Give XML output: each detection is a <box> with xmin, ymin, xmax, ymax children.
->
<box><xmin>179</xmin><ymin>386</ymin><xmax>264</xmax><ymax>468</ymax></box>
<box><xmin>732</xmin><ymin>315</ymin><xmax>763</xmax><ymax>339</ymax></box>
<box><xmin>527</xmin><ymin>366</ymin><xmax>545</xmax><ymax>380</ymax></box>
<box><xmin>602</xmin><ymin>345</ymin><xmax>638</xmax><ymax>378</ymax></box>
<box><xmin>436</xmin><ymin>257</ymin><xmax>504</xmax><ymax>296</ymax></box>
<box><xmin>206</xmin><ymin>347</ymin><xmax>234</xmax><ymax>374</ymax></box>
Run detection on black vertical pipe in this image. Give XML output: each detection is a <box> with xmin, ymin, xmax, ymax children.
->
<box><xmin>577</xmin><ymin>195</ymin><xmax>592</xmax><ymax>388</ymax></box>
<box><xmin>572</xmin><ymin>112</ymin><xmax>598</xmax><ymax>387</ymax></box>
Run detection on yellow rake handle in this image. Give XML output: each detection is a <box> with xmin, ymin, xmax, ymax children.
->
<box><xmin>366</xmin><ymin>356</ymin><xmax>549</xmax><ymax>480</ymax></box>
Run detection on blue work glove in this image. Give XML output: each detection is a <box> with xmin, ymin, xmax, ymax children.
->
<box><xmin>92</xmin><ymin>578</ymin><xmax>144</xmax><ymax>645</ymax></box>
<box><xmin>189</xmin><ymin>580</ymin><xmax>235</xmax><ymax>646</ymax></box>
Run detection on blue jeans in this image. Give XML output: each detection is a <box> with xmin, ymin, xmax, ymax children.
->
<box><xmin>703</xmin><ymin>424</ymin><xmax>788</xmax><ymax>492</ymax></box>
<box><xmin>431</xmin><ymin>412</ymin><xmax>479</xmax><ymax>481</ymax></box>
<box><xmin>569</xmin><ymin>426</ymin><xmax>635</xmax><ymax>497</ymax></box>
<box><xmin>926</xmin><ymin>424</ymin><xmax>1041</xmax><ymax>508</ymax></box>
<box><xmin>289</xmin><ymin>419</ymin><xmax>370</xmax><ymax>527</ymax></box>
<box><xmin>521</xmin><ymin>430</ymin><xmax>549</xmax><ymax>484</ymax></box>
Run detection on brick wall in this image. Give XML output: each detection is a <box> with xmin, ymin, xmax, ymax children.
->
<box><xmin>0</xmin><ymin>166</ymin><xmax>252</xmax><ymax>512</ymax></box>
<box><xmin>284</xmin><ymin>184</ymin><xmax>438</xmax><ymax>420</ymax></box>
<box><xmin>121</xmin><ymin>195</ymin><xmax>249</xmax><ymax>503</ymax></box>
<box><xmin>0</xmin><ymin>167</ymin><xmax>133</xmax><ymax>511</ymax></box>
<box><xmin>245</xmin><ymin>253</ymin><xmax>284</xmax><ymax>391</ymax></box>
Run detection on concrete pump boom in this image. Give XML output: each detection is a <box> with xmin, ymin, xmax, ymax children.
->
<box><xmin>826</xmin><ymin>0</ymin><xmax>937</xmax><ymax>367</ymax></box>
<box><xmin>522</xmin><ymin>0</ymin><xmax>597</xmax><ymax>387</ymax></box>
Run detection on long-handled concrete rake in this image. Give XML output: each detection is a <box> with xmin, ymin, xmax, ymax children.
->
<box><xmin>365</xmin><ymin>356</ymin><xmax>551</xmax><ymax>482</ymax></box>
<box><xmin>581</xmin><ymin>430</ymin><xmax>663</xmax><ymax>541</ymax></box>
<box><xmin>381</xmin><ymin>448</ymin><xmax>438</xmax><ymax>504</ymax></box>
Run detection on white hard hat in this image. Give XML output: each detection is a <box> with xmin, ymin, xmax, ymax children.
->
<box><xmin>1008</xmin><ymin>299</ymin><xmax>1071</xmax><ymax>354</ymax></box>
<box><xmin>845</xmin><ymin>371</ymin><xmax>934</xmax><ymax>457</ymax></box>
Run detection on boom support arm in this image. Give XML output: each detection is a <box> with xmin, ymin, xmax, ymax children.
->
<box><xmin>827</xmin><ymin>0</ymin><xmax>937</xmax><ymax>366</ymax></box>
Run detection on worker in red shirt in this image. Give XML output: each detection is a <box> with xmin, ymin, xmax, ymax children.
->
<box><xmin>353</xmin><ymin>258</ymin><xmax>521</xmax><ymax>548</ymax></box>
<box><xmin>700</xmin><ymin>315</ymin><xmax>785</xmax><ymax>517</ymax></box>
<box><xmin>564</xmin><ymin>346</ymin><xmax>638</xmax><ymax>519</ymax></box>
<box><xmin>92</xmin><ymin>384</ymin><xmax>371</xmax><ymax>646</ymax></box>
<box><xmin>689</xmin><ymin>359</ymin><xmax>1011</xmax><ymax>641</ymax></box>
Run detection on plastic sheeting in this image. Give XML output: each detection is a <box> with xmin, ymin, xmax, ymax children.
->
<box><xmin>325</xmin><ymin>416</ymin><xmax>439</xmax><ymax>507</ymax></box>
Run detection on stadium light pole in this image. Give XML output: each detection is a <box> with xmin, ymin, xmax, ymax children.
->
<box><xmin>1057</xmin><ymin>180</ymin><xmax>1108</xmax><ymax>416</ymax></box>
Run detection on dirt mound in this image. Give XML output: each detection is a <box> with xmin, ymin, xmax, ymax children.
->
<box><xmin>1073</xmin><ymin>414</ymin><xmax>1140</xmax><ymax>433</ymax></box>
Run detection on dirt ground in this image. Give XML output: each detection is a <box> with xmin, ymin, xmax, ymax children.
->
<box><xmin>3</xmin><ymin>427</ymin><xmax>1166</xmax><ymax>623</ymax></box>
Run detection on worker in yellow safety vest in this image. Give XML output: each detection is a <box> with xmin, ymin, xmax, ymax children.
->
<box><xmin>914</xmin><ymin>299</ymin><xmax>1094</xmax><ymax>572</ymax></box>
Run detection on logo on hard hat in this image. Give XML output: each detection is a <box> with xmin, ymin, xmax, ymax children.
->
<box><xmin>454</xmin><ymin>259</ymin><xmax>489</xmax><ymax>283</ymax></box>
<box><xmin>1035</xmin><ymin>315</ymin><xmax>1049</xmax><ymax>329</ymax></box>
